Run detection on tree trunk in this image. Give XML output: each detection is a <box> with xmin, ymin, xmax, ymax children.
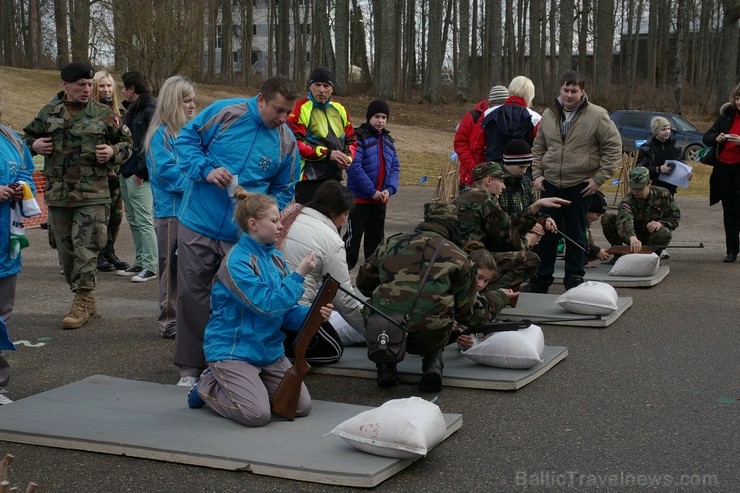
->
<box><xmin>422</xmin><ymin>0</ymin><xmax>443</xmax><ymax>102</ymax></box>
<box><xmin>377</xmin><ymin>0</ymin><xmax>395</xmax><ymax>99</ymax></box>
<box><xmin>593</xmin><ymin>0</ymin><xmax>615</xmax><ymax>101</ymax></box>
<box><xmin>207</xmin><ymin>0</ymin><xmax>217</xmax><ymax>83</ymax></box>
<box><xmin>69</xmin><ymin>0</ymin><xmax>90</xmax><ymax>62</ymax></box>
<box><xmin>276</xmin><ymin>0</ymin><xmax>290</xmax><ymax>76</ymax></box>
<box><xmin>673</xmin><ymin>0</ymin><xmax>687</xmax><ymax>113</ymax></box>
<box><xmin>402</xmin><ymin>0</ymin><xmax>416</xmax><ymax>100</ymax></box>
<box><xmin>558</xmin><ymin>0</ymin><xmax>574</xmax><ymax>78</ymax></box>
<box><xmin>28</xmin><ymin>0</ymin><xmax>41</xmax><ymax>68</ymax></box>
<box><xmin>717</xmin><ymin>2</ymin><xmax>740</xmax><ymax>109</ymax></box>
<box><xmin>504</xmin><ymin>0</ymin><xmax>514</xmax><ymax>83</ymax></box>
<box><xmin>53</xmin><ymin>0</ymin><xmax>69</xmax><ymax>69</ymax></box>
<box><xmin>334</xmin><ymin>0</ymin><xmax>349</xmax><ymax>94</ymax></box>
<box><xmin>457</xmin><ymin>0</ymin><xmax>470</xmax><ymax>100</ymax></box>
<box><xmin>241</xmin><ymin>0</ymin><xmax>253</xmax><ymax>86</ymax></box>
<box><xmin>578</xmin><ymin>1</ymin><xmax>589</xmax><ymax>74</ymax></box>
<box><xmin>490</xmin><ymin>0</ymin><xmax>502</xmax><ymax>85</ymax></box>
<box><xmin>221</xmin><ymin>0</ymin><xmax>233</xmax><ymax>83</ymax></box>
<box><xmin>530</xmin><ymin>0</ymin><xmax>544</xmax><ymax>104</ymax></box>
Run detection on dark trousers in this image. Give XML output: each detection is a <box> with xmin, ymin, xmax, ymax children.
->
<box><xmin>344</xmin><ymin>203</ymin><xmax>387</xmax><ymax>269</ymax></box>
<box><xmin>713</xmin><ymin>163</ymin><xmax>740</xmax><ymax>255</ymax></box>
<box><xmin>533</xmin><ymin>181</ymin><xmax>591</xmax><ymax>286</ymax></box>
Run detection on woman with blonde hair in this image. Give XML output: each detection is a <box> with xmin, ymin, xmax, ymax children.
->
<box><xmin>482</xmin><ymin>75</ymin><xmax>542</xmax><ymax>164</ymax></box>
<box><xmin>91</xmin><ymin>70</ymin><xmax>129</xmax><ymax>273</ymax></box>
<box><xmin>144</xmin><ymin>75</ymin><xmax>196</xmax><ymax>339</ymax></box>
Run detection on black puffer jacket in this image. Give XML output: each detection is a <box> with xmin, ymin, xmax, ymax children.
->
<box><xmin>703</xmin><ymin>103</ymin><xmax>739</xmax><ymax>205</ymax></box>
<box><xmin>636</xmin><ymin>135</ymin><xmax>681</xmax><ymax>194</ymax></box>
<box><xmin>121</xmin><ymin>93</ymin><xmax>156</xmax><ymax>179</ymax></box>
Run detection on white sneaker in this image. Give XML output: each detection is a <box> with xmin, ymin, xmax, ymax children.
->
<box><xmin>659</xmin><ymin>249</ymin><xmax>670</xmax><ymax>259</ymax></box>
<box><xmin>177</xmin><ymin>376</ymin><xmax>198</xmax><ymax>387</ymax></box>
<box><xmin>0</xmin><ymin>390</ymin><xmax>13</xmax><ymax>405</ymax></box>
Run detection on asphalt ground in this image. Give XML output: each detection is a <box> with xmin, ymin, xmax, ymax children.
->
<box><xmin>0</xmin><ymin>187</ymin><xmax>737</xmax><ymax>492</ymax></box>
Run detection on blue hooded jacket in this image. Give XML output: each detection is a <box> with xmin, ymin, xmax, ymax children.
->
<box><xmin>203</xmin><ymin>233</ymin><xmax>309</xmax><ymax>366</ymax></box>
<box><xmin>0</xmin><ymin>126</ymin><xmax>36</xmax><ymax>278</ymax></box>
<box><xmin>146</xmin><ymin>125</ymin><xmax>185</xmax><ymax>219</ymax></box>
<box><xmin>175</xmin><ymin>97</ymin><xmax>300</xmax><ymax>242</ymax></box>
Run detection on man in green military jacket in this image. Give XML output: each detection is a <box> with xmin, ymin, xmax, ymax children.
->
<box><xmin>24</xmin><ymin>62</ymin><xmax>132</xmax><ymax>329</ymax></box>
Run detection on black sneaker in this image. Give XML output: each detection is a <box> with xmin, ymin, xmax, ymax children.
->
<box><xmin>97</xmin><ymin>253</ymin><xmax>115</xmax><ymax>272</ymax></box>
<box><xmin>117</xmin><ymin>265</ymin><xmax>142</xmax><ymax>276</ymax></box>
<box><xmin>131</xmin><ymin>269</ymin><xmax>156</xmax><ymax>283</ymax></box>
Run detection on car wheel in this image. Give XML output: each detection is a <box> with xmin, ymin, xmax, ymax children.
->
<box><xmin>684</xmin><ymin>144</ymin><xmax>702</xmax><ymax>162</ymax></box>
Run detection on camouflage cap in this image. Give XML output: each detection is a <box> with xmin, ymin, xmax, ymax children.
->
<box><xmin>472</xmin><ymin>161</ymin><xmax>506</xmax><ymax>182</ymax></box>
<box><xmin>628</xmin><ymin>167</ymin><xmax>650</xmax><ymax>188</ymax></box>
<box><xmin>423</xmin><ymin>202</ymin><xmax>457</xmax><ymax>222</ymax></box>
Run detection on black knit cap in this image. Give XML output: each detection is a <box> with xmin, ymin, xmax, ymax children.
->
<box><xmin>588</xmin><ymin>190</ymin><xmax>608</xmax><ymax>214</ymax></box>
<box><xmin>308</xmin><ymin>66</ymin><xmax>336</xmax><ymax>87</ymax></box>
<box><xmin>366</xmin><ymin>99</ymin><xmax>390</xmax><ymax>120</ymax></box>
<box><xmin>502</xmin><ymin>139</ymin><xmax>533</xmax><ymax>166</ymax></box>
<box><xmin>61</xmin><ymin>62</ymin><xmax>94</xmax><ymax>82</ymax></box>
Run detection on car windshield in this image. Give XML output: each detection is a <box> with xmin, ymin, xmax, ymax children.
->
<box><xmin>669</xmin><ymin>115</ymin><xmax>699</xmax><ymax>132</ymax></box>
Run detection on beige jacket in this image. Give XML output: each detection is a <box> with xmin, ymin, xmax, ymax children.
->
<box><xmin>532</xmin><ymin>98</ymin><xmax>622</xmax><ymax>188</ymax></box>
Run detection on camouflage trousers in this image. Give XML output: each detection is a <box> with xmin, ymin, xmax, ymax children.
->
<box><xmin>600</xmin><ymin>213</ymin><xmax>672</xmax><ymax>248</ymax></box>
<box><xmin>48</xmin><ymin>204</ymin><xmax>109</xmax><ymax>292</ymax></box>
<box><xmin>489</xmin><ymin>250</ymin><xmax>541</xmax><ymax>289</ymax></box>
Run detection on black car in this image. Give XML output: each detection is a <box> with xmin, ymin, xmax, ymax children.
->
<box><xmin>609</xmin><ymin>110</ymin><xmax>705</xmax><ymax>161</ymax></box>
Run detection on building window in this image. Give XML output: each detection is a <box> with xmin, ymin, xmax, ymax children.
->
<box><xmin>216</xmin><ymin>25</ymin><xmax>222</xmax><ymax>49</ymax></box>
<box><xmin>253</xmin><ymin>24</ymin><xmax>257</xmax><ymax>36</ymax></box>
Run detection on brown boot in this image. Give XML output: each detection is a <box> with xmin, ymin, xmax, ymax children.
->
<box><xmin>61</xmin><ymin>291</ymin><xmax>96</xmax><ymax>329</ymax></box>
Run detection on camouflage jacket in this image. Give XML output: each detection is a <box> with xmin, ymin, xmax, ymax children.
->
<box><xmin>356</xmin><ymin>222</ymin><xmax>498</xmax><ymax>337</ymax></box>
<box><xmin>616</xmin><ymin>186</ymin><xmax>681</xmax><ymax>240</ymax></box>
<box><xmin>454</xmin><ymin>187</ymin><xmax>537</xmax><ymax>252</ymax></box>
<box><xmin>23</xmin><ymin>97</ymin><xmax>132</xmax><ymax>207</ymax></box>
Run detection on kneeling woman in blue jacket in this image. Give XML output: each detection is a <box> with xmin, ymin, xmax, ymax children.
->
<box><xmin>188</xmin><ymin>188</ymin><xmax>332</xmax><ymax>427</ymax></box>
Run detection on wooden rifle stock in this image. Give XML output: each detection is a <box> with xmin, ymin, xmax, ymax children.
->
<box><xmin>271</xmin><ymin>274</ymin><xmax>339</xmax><ymax>420</ymax></box>
<box><xmin>605</xmin><ymin>242</ymin><xmax>703</xmax><ymax>257</ymax></box>
<box><xmin>605</xmin><ymin>245</ymin><xmax>653</xmax><ymax>255</ymax></box>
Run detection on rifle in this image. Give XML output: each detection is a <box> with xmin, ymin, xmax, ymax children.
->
<box><xmin>271</xmin><ymin>274</ymin><xmax>339</xmax><ymax>420</ymax></box>
<box><xmin>454</xmin><ymin>319</ymin><xmax>532</xmax><ymax>341</ymax></box>
<box><xmin>536</xmin><ymin>216</ymin><xmax>589</xmax><ymax>254</ymax></box>
<box><xmin>605</xmin><ymin>242</ymin><xmax>704</xmax><ymax>256</ymax></box>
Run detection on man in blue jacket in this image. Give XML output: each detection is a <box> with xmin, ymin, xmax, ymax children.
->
<box><xmin>172</xmin><ymin>75</ymin><xmax>301</xmax><ymax>387</ymax></box>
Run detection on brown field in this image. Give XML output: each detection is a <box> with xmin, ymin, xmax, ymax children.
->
<box><xmin>0</xmin><ymin>65</ymin><xmax>716</xmax><ymax>197</ymax></box>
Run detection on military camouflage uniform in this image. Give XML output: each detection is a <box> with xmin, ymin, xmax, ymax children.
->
<box><xmin>601</xmin><ymin>185</ymin><xmax>680</xmax><ymax>247</ymax></box>
<box><xmin>24</xmin><ymin>98</ymin><xmax>132</xmax><ymax>292</ymax></box>
<box><xmin>356</xmin><ymin>222</ymin><xmax>504</xmax><ymax>355</ymax></box>
<box><xmin>454</xmin><ymin>187</ymin><xmax>540</xmax><ymax>289</ymax></box>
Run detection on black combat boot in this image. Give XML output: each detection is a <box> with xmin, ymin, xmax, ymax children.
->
<box><xmin>103</xmin><ymin>242</ymin><xmax>129</xmax><ymax>271</ymax></box>
<box><xmin>96</xmin><ymin>252</ymin><xmax>115</xmax><ymax>272</ymax></box>
<box><xmin>376</xmin><ymin>363</ymin><xmax>398</xmax><ymax>388</ymax></box>
<box><xmin>419</xmin><ymin>349</ymin><xmax>444</xmax><ymax>392</ymax></box>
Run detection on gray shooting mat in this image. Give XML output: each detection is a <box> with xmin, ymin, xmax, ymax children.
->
<box><xmin>0</xmin><ymin>375</ymin><xmax>462</xmax><ymax>488</ymax></box>
<box><xmin>552</xmin><ymin>261</ymin><xmax>670</xmax><ymax>287</ymax></box>
<box><xmin>499</xmin><ymin>292</ymin><xmax>633</xmax><ymax>327</ymax></box>
<box><xmin>312</xmin><ymin>345</ymin><xmax>568</xmax><ymax>390</ymax></box>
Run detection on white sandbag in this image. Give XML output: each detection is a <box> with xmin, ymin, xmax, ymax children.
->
<box><xmin>609</xmin><ymin>253</ymin><xmax>660</xmax><ymax>277</ymax></box>
<box><xmin>556</xmin><ymin>280</ymin><xmax>619</xmax><ymax>315</ymax></box>
<box><xmin>461</xmin><ymin>324</ymin><xmax>545</xmax><ymax>369</ymax></box>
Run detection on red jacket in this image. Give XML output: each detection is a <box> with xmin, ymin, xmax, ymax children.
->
<box><xmin>453</xmin><ymin>100</ymin><xmax>488</xmax><ymax>187</ymax></box>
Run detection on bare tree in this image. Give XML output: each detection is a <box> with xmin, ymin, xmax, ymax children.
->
<box><xmin>335</xmin><ymin>0</ymin><xmax>350</xmax><ymax>93</ymax></box>
<box><xmin>716</xmin><ymin>2</ymin><xmax>740</xmax><ymax>109</ymax></box>
<box><xmin>292</xmin><ymin>0</ymin><xmax>308</xmax><ymax>87</ymax></box>
<box><xmin>530</xmin><ymin>0</ymin><xmax>545</xmax><ymax>103</ymax></box>
<box><xmin>457</xmin><ymin>0</ymin><xmax>470</xmax><ymax>100</ymax></box>
<box><xmin>673</xmin><ymin>0</ymin><xmax>687</xmax><ymax>113</ymax></box>
<box><xmin>50</xmin><ymin>0</ymin><xmax>70</xmax><ymax>68</ymax></box>
<box><xmin>69</xmin><ymin>0</ymin><xmax>91</xmax><ymax>61</ymax></box>
<box><xmin>28</xmin><ymin>0</ymin><xmax>41</xmax><ymax>68</ymax></box>
<box><xmin>239</xmin><ymin>0</ymin><xmax>253</xmax><ymax>86</ymax></box>
<box><xmin>221</xmin><ymin>0</ymin><xmax>233</xmax><ymax>84</ymax></box>
<box><xmin>577</xmin><ymin>1</ymin><xmax>589</xmax><ymax>75</ymax></box>
<box><xmin>558</xmin><ymin>0</ymin><xmax>574</xmax><ymax>77</ymax></box>
<box><xmin>402</xmin><ymin>0</ymin><xmax>416</xmax><ymax>100</ymax></box>
<box><xmin>423</xmin><ymin>0</ymin><xmax>443</xmax><ymax>102</ymax></box>
<box><xmin>593</xmin><ymin>0</ymin><xmax>614</xmax><ymax>101</ymax></box>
